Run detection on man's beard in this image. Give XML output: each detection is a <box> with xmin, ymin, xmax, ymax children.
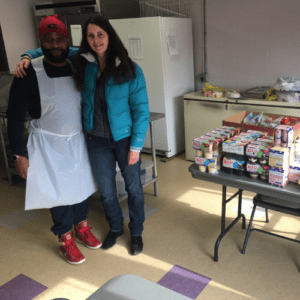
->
<box><xmin>41</xmin><ymin>46</ymin><xmax>70</xmax><ymax>63</ymax></box>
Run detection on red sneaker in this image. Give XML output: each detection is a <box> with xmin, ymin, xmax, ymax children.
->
<box><xmin>74</xmin><ymin>220</ymin><xmax>102</xmax><ymax>249</ymax></box>
<box><xmin>59</xmin><ymin>231</ymin><xmax>85</xmax><ymax>265</ymax></box>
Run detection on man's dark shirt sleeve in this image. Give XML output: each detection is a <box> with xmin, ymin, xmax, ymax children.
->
<box><xmin>6</xmin><ymin>63</ymin><xmax>41</xmax><ymax>156</ymax></box>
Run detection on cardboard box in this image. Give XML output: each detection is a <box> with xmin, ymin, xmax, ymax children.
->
<box><xmin>289</xmin><ymin>162</ymin><xmax>300</xmax><ymax>183</ymax></box>
<box><xmin>289</xmin><ymin>143</ymin><xmax>295</xmax><ymax>164</ymax></box>
<box><xmin>223</xmin><ymin>111</ymin><xmax>300</xmax><ymax>142</ymax></box>
<box><xmin>268</xmin><ymin>166</ymin><xmax>289</xmax><ymax>187</ymax></box>
<box><xmin>269</xmin><ymin>146</ymin><xmax>290</xmax><ymax>168</ymax></box>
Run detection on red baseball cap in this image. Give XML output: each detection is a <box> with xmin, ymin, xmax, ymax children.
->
<box><xmin>38</xmin><ymin>14</ymin><xmax>68</xmax><ymax>40</ymax></box>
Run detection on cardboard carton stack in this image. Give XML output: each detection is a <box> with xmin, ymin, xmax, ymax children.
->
<box><xmin>192</xmin><ymin>126</ymin><xmax>240</xmax><ymax>174</ymax></box>
<box><xmin>223</xmin><ymin>111</ymin><xmax>300</xmax><ymax>187</ymax></box>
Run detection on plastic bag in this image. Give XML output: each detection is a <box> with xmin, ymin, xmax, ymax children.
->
<box><xmin>243</xmin><ymin>112</ymin><xmax>254</xmax><ymax>124</ymax></box>
<box><xmin>273</xmin><ymin>76</ymin><xmax>300</xmax><ymax>92</ymax></box>
<box><xmin>265</xmin><ymin>87</ymin><xmax>277</xmax><ymax>101</ymax></box>
<box><xmin>276</xmin><ymin>91</ymin><xmax>300</xmax><ymax>102</ymax></box>
<box><xmin>202</xmin><ymin>83</ymin><xmax>226</xmax><ymax>93</ymax></box>
<box><xmin>250</xmin><ymin>112</ymin><xmax>263</xmax><ymax>125</ymax></box>
<box><xmin>260</xmin><ymin>115</ymin><xmax>274</xmax><ymax>124</ymax></box>
<box><xmin>243</xmin><ymin>112</ymin><xmax>264</xmax><ymax>125</ymax></box>
<box><xmin>264</xmin><ymin>116</ymin><xmax>283</xmax><ymax>128</ymax></box>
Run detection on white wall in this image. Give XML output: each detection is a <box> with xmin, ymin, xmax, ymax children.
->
<box><xmin>0</xmin><ymin>0</ymin><xmax>38</xmax><ymax>72</ymax></box>
<box><xmin>2</xmin><ymin>0</ymin><xmax>299</xmax><ymax>91</ymax></box>
<box><xmin>206</xmin><ymin>0</ymin><xmax>300</xmax><ymax>90</ymax></box>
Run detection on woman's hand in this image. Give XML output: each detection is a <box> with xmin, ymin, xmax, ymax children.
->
<box><xmin>14</xmin><ymin>59</ymin><xmax>30</xmax><ymax>78</ymax></box>
<box><xmin>128</xmin><ymin>150</ymin><xmax>140</xmax><ymax>165</ymax></box>
<box><xmin>15</xmin><ymin>156</ymin><xmax>29</xmax><ymax>179</ymax></box>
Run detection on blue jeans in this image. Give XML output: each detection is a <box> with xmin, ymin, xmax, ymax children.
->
<box><xmin>50</xmin><ymin>199</ymin><xmax>89</xmax><ymax>236</ymax></box>
<box><xmin>87</xmin><ymin>135</ymin><xmax>145</xmax><ymax>236</ymax></box>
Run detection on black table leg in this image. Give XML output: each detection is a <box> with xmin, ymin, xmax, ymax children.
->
<box><xmin>238</xmin><ymin>189</ymin><xmax>246</xmax><ymax>230</ymax></box>
<box><xmin>214</xmin><ymin>186</ymin><xmax>246</xmax><ymax>262</ymax></box>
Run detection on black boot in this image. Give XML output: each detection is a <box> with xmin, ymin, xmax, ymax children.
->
<box><xmin>101</xmin><ymin>230</ymin><xmax>124</xmax><ymax>250</ymax></box>
<box><xmin>131</xmin><ymin>236</ymin><xmax>143</xmax><ymax>255</ymax></box>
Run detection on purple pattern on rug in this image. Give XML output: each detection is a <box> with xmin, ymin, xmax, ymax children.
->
<box><xmin>0</xmin><ymin>274</ymin><xmax>47</xmax><ymax>300</ymax></box>
<box><xmin>157</xmin><ymin>265</ymin><xmax>211</xmax><ymax>299</ymax></box>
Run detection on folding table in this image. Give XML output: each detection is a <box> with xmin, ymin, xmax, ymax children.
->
<box><xmin>188</xmin><ymin>163</ymin><xmax>300</xmax><ymax>262</ymax></box>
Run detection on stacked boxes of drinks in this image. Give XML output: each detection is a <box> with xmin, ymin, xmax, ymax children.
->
<box><xmin>193</xmin><ymin>122</ymin><xmax>300</xmax><ymax>187</ymax></box>
<box><xmin>269</xmin><ymin>125</ymin><xmax>300</xmax><ymax>187</ymax></box>
<box><xmin>192</xmin><ymin>126</ymin><xmax>239</xmax><ymax>174</ymax></box>
<box><xmin>221</xmin><ymin>127</ymin><xmax>298</xmax><ymax>187</ymax></box>
<box><xmin>269</xmin><ymin>125</ymin><xmax>299</xmax><ymax>187</ymax></box>
<box><xmin>245</xmin><ymin>135</ymin><xmax>273</xmax><ymax>182</ymax></box>
<box><xmin>222</xmin><ymin>130</ymin><xmax>270</xmax><ymax>178</ymax></box>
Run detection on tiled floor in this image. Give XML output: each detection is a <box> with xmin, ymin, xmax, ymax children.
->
<box><xmin>1</xmin><ymin>153</ymin><xmax>300</xmax><ymax>300</ymax></box>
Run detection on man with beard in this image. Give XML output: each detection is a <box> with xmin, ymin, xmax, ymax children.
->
<box><xmin>6</xmin><ymin>15</ymin><xmax>101</xmax><ymax>265</ymax></box>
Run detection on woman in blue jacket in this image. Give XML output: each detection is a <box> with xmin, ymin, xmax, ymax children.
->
<box><xmin>75</xmin><ymin>15</ymin><xmax>150</xmax><ymax>256</ymax></box>
<box><xmin>18</xmin><ymin>15</ymin><xmax>150</xmax><ymax>255</ymax></box>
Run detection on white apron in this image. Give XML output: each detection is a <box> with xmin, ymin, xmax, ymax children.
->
<box><xmin>25</xmin><ymin>57</ymin><xmax>97</xmax><ymax>210</ymax></box>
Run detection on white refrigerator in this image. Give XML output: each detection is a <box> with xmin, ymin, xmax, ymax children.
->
<box><xmin>110</xmin><ymin>17</ymin><xmax>195</xmax><ymax>158</ymax></box>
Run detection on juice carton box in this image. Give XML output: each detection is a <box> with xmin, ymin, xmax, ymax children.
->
<box><xmin>289</xmin><ymin>143</ymin><xmax>295</xmax><ymax>164</ymax></box>
<box><xmin>289</xmin><ymin>162</ymin><xmax>300</xmax><ymax>183</ymax></box>
<box><xmin>268</xmin><ymin>166</ymin><xmax>289</xmax><ymax>187</ymax></box>
<box><xmin>269</xmin><ymin>146</ymin><xmax>290</xmax><ymax>168</ymax></box>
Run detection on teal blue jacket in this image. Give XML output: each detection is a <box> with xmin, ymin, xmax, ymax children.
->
<box><xmin>81</xmin><ymin>53</ymin><xmax>150</xmax><ymax>151</ymax></box>
<box><xmin>23</xmin><ymin>48</ymin><xmax>150</xmax><ymax>151</ymax></box>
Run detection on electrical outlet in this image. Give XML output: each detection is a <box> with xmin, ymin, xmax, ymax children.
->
<box><xmin>200</xmin><ymin>73</ymin><xmax>207</xmax><ymax>82</ymax></box>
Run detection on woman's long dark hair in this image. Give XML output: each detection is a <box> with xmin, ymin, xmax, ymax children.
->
<box><xmin>73</xmin><ymin>15</ymin><xmax>136</xmax><ymax>91</ymax></box>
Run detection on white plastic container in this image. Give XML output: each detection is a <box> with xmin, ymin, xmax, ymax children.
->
<box><xmin>204</xmin><ymin>149</ymin><xmax>213</xmax><ymax>159</ymax></box>
<box><xmin>199</xmin><ymin>165</ymin><xmax>207</xmax><ymax>172</ymax></box>
<box><xmin>196</xmin><ymin>150</ymin><xmax>203</xmax><ymax>157</ymax></box>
